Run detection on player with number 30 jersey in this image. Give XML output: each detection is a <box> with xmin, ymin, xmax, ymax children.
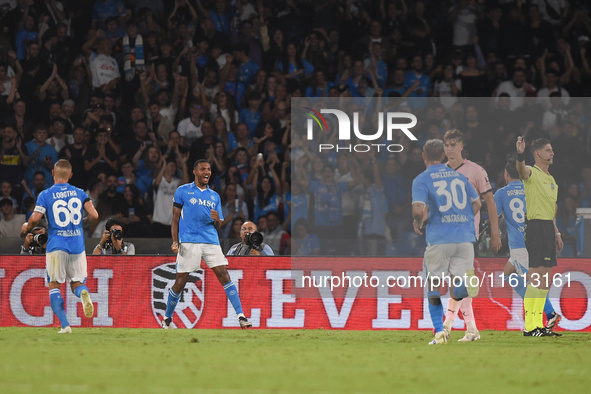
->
<box><xmin>412</xmin><ymin>165</ymin><xmax>478</xmax><ymax>246</ymax></box>
<box><xmin>411</xmin><ymin>140</ymin><xmax>482</xmax><ymax>345</ymax></box>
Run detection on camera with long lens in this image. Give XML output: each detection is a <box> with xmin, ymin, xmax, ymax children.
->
<box><xmin>110</xmin><ymin>229</ymin><xmax>123</xmax><ymax>241</ymax></box>
<box><xmin>31</xmin><ymin>232</ymin><xmax>48</xmax><ymax>247</ymax></box>
<box><xmin>245</xmin><ymin>231</ymin><xmax>263</xmax><ymax>250</ymax></box>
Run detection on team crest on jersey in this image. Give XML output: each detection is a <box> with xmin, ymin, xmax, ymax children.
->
<box><xmin>151</xmin><ymin>263</ymin><xmax>205</xmax><ymax>328</ymax></box>
<box><xmin>210</xmin><ymin>195</ymin><xmax>215</xmax><ymax>201</ymax></box>
<box><xmin>190</xmin><ymin>197</ymin><xmax>198</xmax><ymax>205</ymax></box>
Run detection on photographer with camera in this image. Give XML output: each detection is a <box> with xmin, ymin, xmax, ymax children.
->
<box><xmin>227</xmin><ymin>221</ymin><xmax>274</xmax><ymax>256</ymax></box>
<box><xmin>92</xmin><ymin>218</ymin><xmax>135</xmax><ymax>255</ymax></box>
<box><xmin>20</xmin><ymin>226</ymin><xmax>48</xmax><ymax>255</ymax></box>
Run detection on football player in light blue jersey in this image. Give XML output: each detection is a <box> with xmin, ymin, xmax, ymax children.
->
<box><xmin>21</xmin><ymin>159</ymin><xmax>99</xmax><ymax>334</ymax></box>
<box><xmin>411</xmin><ymin>140</ymin><xmax>481</xmax><ymax>345</ymax></box>
<box><xmin>162</xmin><ymin>159</ymin><xmax>252</xmax><ymax>329</ymax></box>
<box><xmin>494</xmin><ymin>160</ymin><xmax>561</xmax><ymax>331</ymax></box>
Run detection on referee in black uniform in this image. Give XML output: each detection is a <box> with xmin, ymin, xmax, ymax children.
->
<box><xmin>516</xmin><ymin>137</ymin><xmax>563</xmax><ymax>336</ymax></box>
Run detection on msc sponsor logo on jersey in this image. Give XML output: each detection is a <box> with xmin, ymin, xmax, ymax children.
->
<box><xmin>198</xmin><ymin>198</ymin><xmax>216</xmax><ymax>208</ymax></box>
<box><xmin>151</xmin><ymin>263</ymin><xmax>204</xmax><ymax>329</ymax></box>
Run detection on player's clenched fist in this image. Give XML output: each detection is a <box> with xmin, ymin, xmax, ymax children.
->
<box><xmin>516</xmin><ymin>136</ymin><xmax>525</xmax><ymax>154</ymax></box>
<box><xmin>210</xmin><ymin>210</ymin><xmax>220</xmax><ymax>222</ymax></box>
<box><xmin>171</xmin><ymin>242</ymin><xmax>179</xmax><ymax>254</ymax></box>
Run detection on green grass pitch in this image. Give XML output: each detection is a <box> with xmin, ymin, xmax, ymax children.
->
<box><xmin>0</xmin><ymin>328</ymin><xmax>589</xmax><ymax>393</ymax></box>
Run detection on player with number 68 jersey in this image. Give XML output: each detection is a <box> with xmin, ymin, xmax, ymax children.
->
<box><xmin>21</xmin><ymin>159</ymin><xmax>98</xmax><ymax>334</ymax></box>
<box><xmin>36</xmin><ymin>181</ymin><xmax>88</xmax><ymax>254</ymax></box>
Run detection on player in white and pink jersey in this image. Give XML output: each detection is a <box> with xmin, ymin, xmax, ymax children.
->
<box><xmin>443</xmin><ymin>129</ymin><xmax>502</xmax><ymax>341</ymax></box>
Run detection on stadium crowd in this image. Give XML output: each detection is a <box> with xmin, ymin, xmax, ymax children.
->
<box><xmin>1</xmin><ymin>0</ymin><xmax>590</xmax><ymax>256</ymax></box>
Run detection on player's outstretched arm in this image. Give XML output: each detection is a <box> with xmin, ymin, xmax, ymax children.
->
<box><xmin>516</xmin><ymin>136</ymin><xmax>531</xmax><ymax>180</ymax></box>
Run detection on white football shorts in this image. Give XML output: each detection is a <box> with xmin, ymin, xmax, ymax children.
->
<box><xmin>176</xmin><ymin>243</ymin><xmax>228</xmax><ymax>273</ymax></box>
<box><xmin>424</xmin><ymin>242</ymin><xmax>474</xmax><ymax>279</ymax></box>
<box><xmin>46</xmin><ymin>251</ymin><xmax>88</xmax><ymax>283</ymax></box>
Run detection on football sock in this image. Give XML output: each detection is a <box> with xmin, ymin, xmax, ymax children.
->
<box><xmin>505</xmin><ymin>275</ymin><xmax>555</xmax><ymax>320</ymax></box>
<box><xmin>444</xmin><ymin>298</ymin><xmax>461</xmax><ymax>327</ymax></box>
<box><xmin>427</xmin><ymin>290</ymin><xmax>444</xmax><ymax>333</ymax></box>
<box><xmin>49</xmin><ymin>288</ymin><xmax>69</xmax><ymax>328</ymax></box>
<box><xmin>73</xmin><ymin>285</ymin><xmax>89</xmax><ymax>298</ymax></box>
<box><xmin>223</xmin><ymin>281</ymin><xmax>244</xmax><ymax>315</ymax></box>
<box><xmin>524</xmin><ymin>284</ymin><xmax>538</xmax><ymax>331</ymax></box>
<box><xmin>460</xmin><ymin>298</ymin><xmax>477</xmax><ymax>331</ymax></box>
<box><xmin>544</xmin><ymin>297</ymin><xmax>555</xmax><ymax>319</ymax></box>
<box><xmin>504</xmin><ymin>273</ymin><xmax>527</xmax><ymax>298</ymax></box>
<box><xmin>536</xmin><ymin>289</ymin><xmax>549</xmax><ymax>328</ymax></box>
<box><xmin>165</xmin><ymin>288</ymin><xmax>181</xmax><ymax>319</ymax></box>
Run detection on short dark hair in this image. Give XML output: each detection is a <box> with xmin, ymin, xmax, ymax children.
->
<box><xmin>33</xmin><ymin>171</ymin><xmax>45</xmax><ymax>178</ymax></box>
<box><xmin>23</xmin><ymin>196</ymin><xmax>35</xmax><ymax>210</ymax></box>
<box><xmin>134</xmin><ymin>119</ymin><xmax>148</xmax><ymax>128</ymax></box>
<box><xmin>105</xmin><ymin>218</ymin><xmax>124</xmax><ymax>232</ymax></box>
<box><xmin>531</xmin><ymin>138</ymin><xmax>550</xmax><ymax>153</ymax></box>
<box><xmin>193</xmin><ymin>158</ymin><xmax>209</xmax><ymax>168</ymax></box>
<box><xmin>505</xmin><ymin>160</ymin><xmax>519</xmax><ymax>179</ymax></box>
<box><xmin>34</xmin><ymin>123</ymin><xmax>48</xmax><ymax>133</ymax></box>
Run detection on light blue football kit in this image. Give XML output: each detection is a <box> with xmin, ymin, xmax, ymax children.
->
<box><xmin>412</xmin><ymin>164</ymin><xmax>479</xmax><ymax>334</ymax></box>
<box><xmin>494</xmin><ymin>180</ymin><xmax>556</xmax><ymax>319</ymax></box>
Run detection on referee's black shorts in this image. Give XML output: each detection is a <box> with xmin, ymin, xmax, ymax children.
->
<box><xmin>525</xmin><ymin>219</ymin><xmax>557</xmax><ymax>268</ymax></box>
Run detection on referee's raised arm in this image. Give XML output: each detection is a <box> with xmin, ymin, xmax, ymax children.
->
<box><xmin>516</xmin><ymin>136</ymin><xmax>531</xmax><ymax>180</ymax></box>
